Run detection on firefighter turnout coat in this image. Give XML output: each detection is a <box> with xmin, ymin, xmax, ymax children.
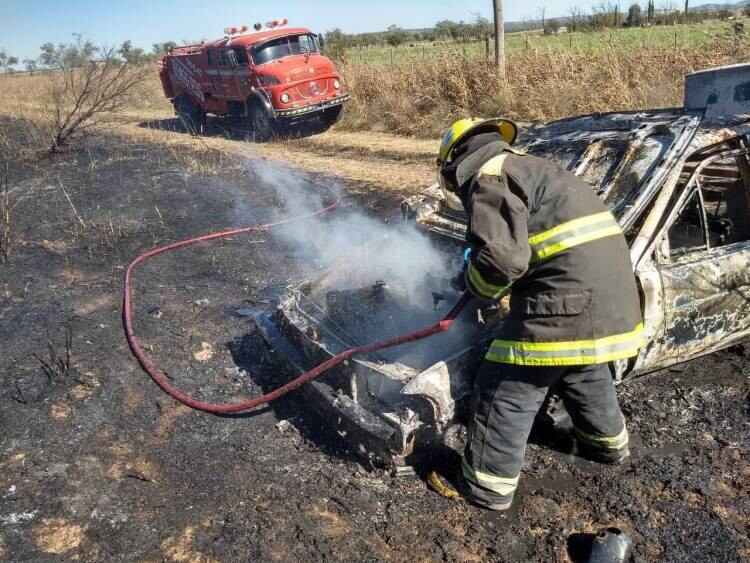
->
<box><xmin>462</xmin><ymin>144</ymin><xmax>644</xmax><ymax>367</ymax></box>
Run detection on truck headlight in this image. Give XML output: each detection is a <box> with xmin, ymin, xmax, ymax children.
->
<box><xmin>280</xmin><ymin>93</ymin><xmax>290</xmax><ymax>103</ymax></box>
<box><xmin>333</xmin><ymin>79</ymin><xmax>341</xmax><ymax>90</ymax></box>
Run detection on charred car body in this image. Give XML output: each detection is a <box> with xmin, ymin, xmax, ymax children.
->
<box><xmin>256</xmin><ymin>64</ymin><xmax>750</xmax><ymax>468</ymax></box>
<box><xmin>157</xmin><ymin>19</ymin><xmax>349</xmax><ymax>139</ymax></box>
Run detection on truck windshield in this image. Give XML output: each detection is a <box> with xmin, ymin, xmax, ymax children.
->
<box><xmin>251</xmin><ymin>34</ymin><xmax>319</xmax><ymax>65</ymax></box>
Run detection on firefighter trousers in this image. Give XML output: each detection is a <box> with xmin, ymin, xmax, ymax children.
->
<box><xmin>461</xmin><ymin>362</ymin><xmax>628</xmax><ymax>507</ymax></box>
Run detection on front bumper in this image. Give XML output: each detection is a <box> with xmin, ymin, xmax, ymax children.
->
<box><xmin>274</xmin><ymin>93</ymin><xmax>351</xmax><ymax>119</ymax></box>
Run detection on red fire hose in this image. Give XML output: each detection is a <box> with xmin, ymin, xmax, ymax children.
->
<box><xmin>123</xmin><ymin>192</ymin><xmax>471</xmax><ymax>414</ymax></box>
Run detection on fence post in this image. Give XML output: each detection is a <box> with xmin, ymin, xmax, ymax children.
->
<box><xmin>390</xmin><ymin>48</ymin><xmax>394</xmax><ymax>66</ymax></box>
<box><xmin>569</xmin><ymin>34</ymin><xmax>572</xmax><ymax>48</ymax></box>
<box><xmin>525</xmin><ymin>34</ymin><xmax>529</xmax><ymax>52</ymax></box>
<box><xmin>485</xmin><ymin>36</ymin><xmax>490</xmax><ymax>59</ymax></box>
<box><xmin>422</xmin><ymin>45</ymin><xmax>425</xmax><ymax>58</ymax></box>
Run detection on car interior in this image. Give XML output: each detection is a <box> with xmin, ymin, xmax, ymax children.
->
<box><xmin>667</xmin><ymin>137</ymin><xmax>750</xmax><ymax>257</ymax></box>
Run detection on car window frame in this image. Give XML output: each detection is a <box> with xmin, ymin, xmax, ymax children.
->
<box><xmin>652</xmin><ymin>144</ymin><xmax>750</xmax><ymax>265</ymax></box>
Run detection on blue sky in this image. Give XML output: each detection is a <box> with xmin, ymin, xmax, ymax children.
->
<box><xmin>3</xmin><ymin>0</ymin><xmax>593</xmax><ymax>63</ymax></box>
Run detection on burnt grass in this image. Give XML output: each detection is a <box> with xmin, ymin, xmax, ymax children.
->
<box><xmin>0</xmin><ymin>116</ymin><xmax>749</xmax><ymax>562</ymax></box>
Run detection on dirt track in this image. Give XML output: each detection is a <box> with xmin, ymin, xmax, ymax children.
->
<box><xmin>1</xmin><ymin>116</ymin><xmax>749</xmax><ymax>562</ymax></box>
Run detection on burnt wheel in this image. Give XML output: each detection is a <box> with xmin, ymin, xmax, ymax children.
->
<box><xmin>174</xmin><ymin>95</ymin><xmax>204</xmax><ymax>135</ymax></box>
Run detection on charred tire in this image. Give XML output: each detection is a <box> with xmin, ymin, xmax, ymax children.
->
<box><xmin>250</xmin><ymin>102</ymin><xmax>275</xmax><ymax>142</ymax></box>
<box><xmin>319</xmin><ymin>105</ymin><xmax>343</xmax><ymax>128</ymax></box>
<box><xmin>174</xmin><ymin>95</ymin><xmax>204</xmax><ymax>135</ymax></box>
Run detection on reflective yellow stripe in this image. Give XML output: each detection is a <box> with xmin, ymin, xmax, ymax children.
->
<box><xmin>485</xmin><ymin>348</ymin><xmax>643</xmax><ymax>367</ymax></box>
<box><xmin>465</xmin><ymin>260</ymin><xmax>509</xmax><ymax>300</ymax></box>
<box><xmin>573</xmin><ymin>424</ymin><xmax>629</xmax><ymax>451</ymax></box>
<box><xmin>491</xmin><ymin>323</ymin><xmax>644</xmax><ymax>352</ymax></box>
<box><xmin>528</xmin><ymin>211</ymin><xmax>622</xmax><ymax>262</ymax></box>
<box><xmin>461</xmin><ymin>458</ymin><xmax>519</xmax><ymax>496</ymax></box>
<box><xmin>485</xmin><ymin>323</ymin><xmax>644</xmax><ymax>366</ymax></box>
<box><xmin>528</xmin><ymin>212</ymin><xmax>614</xmax><ymax>246</ymax></box>
<box><xmin>476</xmin><ymin>153</ymin><xmax>509</xmax><ymax>178</ymax></box>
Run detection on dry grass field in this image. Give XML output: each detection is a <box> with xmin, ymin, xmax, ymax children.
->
<box><xmin>338</xmin><ymin>36</ymin><xmax>748</xmax><ymax>136</ymax></box>
<box><xmin>1</xmin><ymin>31</ymin><xmax>745</xmax><ymax>151</ymax></box>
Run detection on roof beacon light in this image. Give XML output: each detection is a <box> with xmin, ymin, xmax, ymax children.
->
<box><xmin>254</xmin><ymin>23</ymin><xmax>262</xmax><ymax>31</ymax></box>
<box><xmin>266</xmin><ymin>18</ymin><xmax>288</xmax><ymax>29</ymax></box>
<box><xmin>224</xmin><ymin>25</ymin><xmax>248</xmax><ymax>36</ymax></box>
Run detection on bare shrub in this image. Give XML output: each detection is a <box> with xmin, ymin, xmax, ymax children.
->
<box><xmin>40</xmin><ymin>38</ymin><xmax>151</xmax><ymax>151</ymax></box>
<box><xmin>34</xmin><ymin>325</ymin><xmax>73</xmax><ymax>381</ymax></box>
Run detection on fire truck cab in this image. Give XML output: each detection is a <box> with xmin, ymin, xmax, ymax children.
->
<box><xmin>157</xmin><ymin>20</ymin><xmax>350</xmax><ymax>140</ymax></box>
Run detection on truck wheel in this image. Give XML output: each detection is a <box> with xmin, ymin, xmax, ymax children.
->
<box><xmin>174</xmin><ymin>95</ymin><xmax>204</xmax><ymax>135</ymax></box>
<box><xmin>320</xmin><ymin>106</ymin><xmax>343</xmax><ymax>129</ymax></box>
<box><xmin>250</xmin><ymin>103</ymin><xmax>275</xmax><ymax>142</ymax></box>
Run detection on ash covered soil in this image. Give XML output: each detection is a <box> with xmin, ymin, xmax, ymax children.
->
<box><xmin>1</xmin><ymin>118</ymin><xmax>749</xmax><ymax>562</ymax></box>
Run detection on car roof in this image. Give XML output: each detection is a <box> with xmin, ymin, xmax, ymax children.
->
<box><xmin>516</xmin><ymin>109</ymin><xmax>704</xmax><ymax>230</ymax></box>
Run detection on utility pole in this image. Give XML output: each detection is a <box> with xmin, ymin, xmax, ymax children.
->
<box><xmin>493</xmin><ymin>0</ymin><xmax>506</xmax><ymax>81</ymax></box>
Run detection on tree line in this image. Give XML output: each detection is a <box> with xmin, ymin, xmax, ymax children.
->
<box><xmin>0</xmin><ymin>36</ymin><xmax>178</xmax><ymax>74</ymax></box>
<box><xmin>321</xmin><ymin>2</ymin><xmax>749</xmax><ymax>54</ymax></box>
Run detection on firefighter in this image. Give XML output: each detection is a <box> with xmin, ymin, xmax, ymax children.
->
<box><xmin>436</xmin><ymin>118</ymin><xmax>644</xmax><ymax>511</ymax></box>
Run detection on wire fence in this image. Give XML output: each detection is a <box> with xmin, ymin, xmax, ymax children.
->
<box><xmin>340</xmin><ymin>20</ymin><xmax>737</xmax><ymax>66</ymax></box>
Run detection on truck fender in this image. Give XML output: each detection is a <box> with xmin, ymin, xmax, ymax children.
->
<box><xmin>246</xmin><ymin>90</ymin><xmax>276</xmax><ymax>121</ymax></box>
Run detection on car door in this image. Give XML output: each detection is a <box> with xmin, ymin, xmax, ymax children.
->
<box><xmin>634</xmin><ymin>140</ymin><xmax>750</xmax><ymax>373</ymax></box>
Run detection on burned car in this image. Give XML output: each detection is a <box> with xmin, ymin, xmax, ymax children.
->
<box><xmin>256</xmin><ymin>64</ymin><xmax>750</xmax><ymax>468</ymax></box>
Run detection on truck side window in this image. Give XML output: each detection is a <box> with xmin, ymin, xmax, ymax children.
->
<box><xmin>298</xmin><ymin>34</ymin><xmax>315</xmax><ymax>53</ymax></box>
<box><xmin>232</xmin><ymin>47</ymin><xmax>248</xmax><ymax>65</ymax></box>
<box><xmin>207</xmin><ymin>50</ymin><xmax>213</xmax><ymax>65</ymax></box>
<box><xmin>217</xmin><ymin>50</ymin><xmax>228</xmax><ymax>66</ymax></box>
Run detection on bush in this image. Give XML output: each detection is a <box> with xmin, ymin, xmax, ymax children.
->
<box><xmin>40</xmin><ymin>37</ymin><xmax>151</xmax><ymax>151</ymax></box>
<box><xmin>338</xmin><ymin>37</ymin><xmax>741</xmax><ymax>138</ymax></box>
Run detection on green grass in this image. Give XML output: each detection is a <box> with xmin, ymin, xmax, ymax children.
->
<box><xmin>343</xmin><ymin>19</ymin><xmax>742</xmax><ymax>65</ymax></box>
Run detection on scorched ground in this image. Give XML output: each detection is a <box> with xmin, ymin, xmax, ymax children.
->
<box><xmin>0</xmin><ymin>117</ymin><xmax>748</xmax><ymax>561</ymax></box>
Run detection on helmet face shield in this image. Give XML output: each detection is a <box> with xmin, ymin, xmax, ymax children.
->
<box><xmin>438</xmin><ymin>168</ymin><xmax>465</xmax><ymax>211</ymax></box>
<box><xmin>437</xmin><ymin>166</ymin><xmax>455</xmax><ymax>194</ymax></box>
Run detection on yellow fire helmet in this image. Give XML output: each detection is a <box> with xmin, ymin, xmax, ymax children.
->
<box><xmin>437</xmin><ymin>117</ymin><xmax>518</xmax><ymax>167</ymax></box>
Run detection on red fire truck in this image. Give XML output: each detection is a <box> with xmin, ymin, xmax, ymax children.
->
<box><xmin>157</xmin><ymin>19</ymin><xmax>350</xmax><ymax>140</ymax></box>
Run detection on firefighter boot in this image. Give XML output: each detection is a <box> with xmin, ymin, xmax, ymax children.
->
<box><xmin>457</xmin><ymin>460</ymin><xmax>514</xmax><ymax>511</ymax></box>
<box><xmin>426</xmin><ymin>468</ymin><xmax>513</xmax><ymax>511</ymax></box>
<box><xmin>576</xmin><ymin>441</ymin><xmax>630</xmax><ymax>464</ymax></box>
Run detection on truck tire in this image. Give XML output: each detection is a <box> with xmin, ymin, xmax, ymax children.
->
<box><xmin>174</xmin><ymin>95</ymin><xmax>204</xmax><ymax>135</ymax></box>
<box><xmin>250</xmin><ymin>102</ymin><xmax>275</xmax><ymax>142</ymax></box>
<box><xmin>320</xmin><ymin>105</ymin><xmax>343</xmax><ymax>129</ymax></box>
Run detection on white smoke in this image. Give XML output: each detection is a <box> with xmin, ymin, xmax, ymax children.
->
<box><xmin>243</xmin><ymin>159</ymin><xmax>457</xmax><ymax>310</ymax></box>
<box><xmin>240</xmin><ymin>159</ymin><xmax>483</xmax><ymax>369</ymax></box>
